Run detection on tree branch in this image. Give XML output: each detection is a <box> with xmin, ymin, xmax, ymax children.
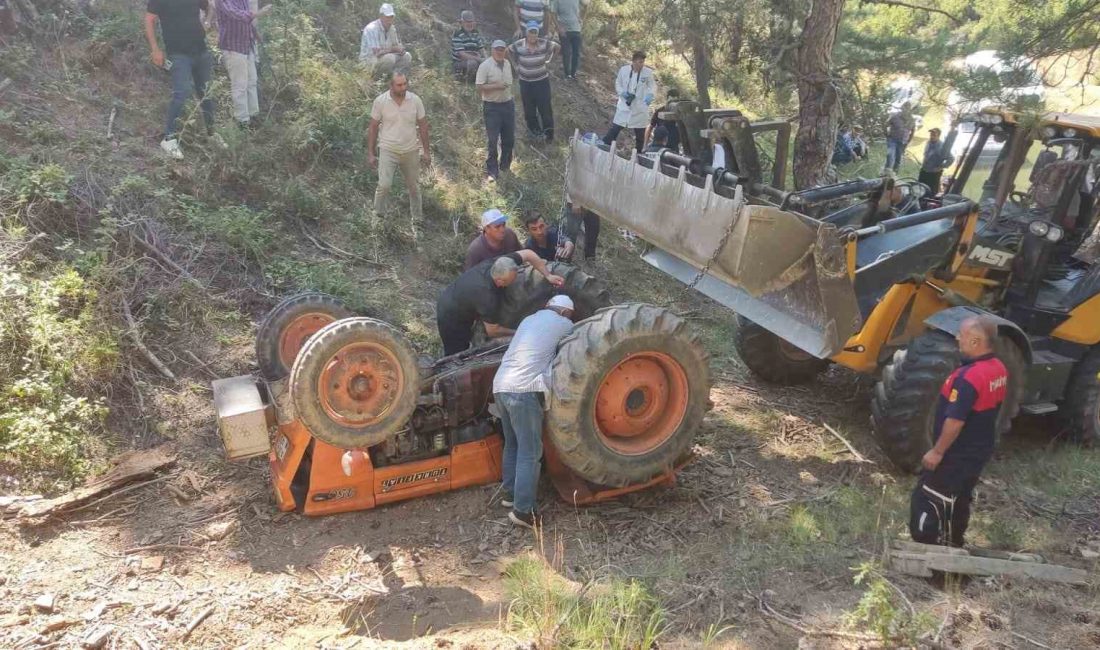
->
<box><xmin>860</xmin><ymin>0</ymin><xmax>966</xmax><ymax>26</ymax></box>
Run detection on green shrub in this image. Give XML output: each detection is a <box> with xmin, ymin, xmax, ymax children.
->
<box><xmin>0</xmin><ymin>264</ymin><xmax>117</xmax><ymax>490</ymax></box>
<box><xmin>173</xmin><ymin>197</ymin><xmax>277</xmax><ymax>262</ymax></box>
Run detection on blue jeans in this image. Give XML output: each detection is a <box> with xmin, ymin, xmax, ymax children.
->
<box><xmin>561</xmin><ymin>31</ymin><xmax>582</xmax><ymax>77</ymax></box>
<box><xmin>884</xmin><ymin>137</ymin><xmax>905</xmax><ymax>172</ymax></box>
<box><xmin>166</xmin><ymin>50</ymin><xmax>215</xmax><ymax>138</ymax></box>
<box><xmin>495</xmin><ymin>392</ymin><xmax>544</xmax><ymax>514</ymax></box>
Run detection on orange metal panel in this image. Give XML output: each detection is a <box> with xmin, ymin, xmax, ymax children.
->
<box><xmin>269</xmin><ymin>419</ymin><xmax>311</xmax><ymax>512</ymax></box>
<box><xmin>450</xmin><ymin>436</ymin><xmax>504</xmax><ymax>490</ymax></box>
<box><xmin>373</xmin><ymin>455</ymin><xmax>454</xmax><ymax>506</ymax></box>
<box><xmin>302</xmin><ymin>442</ymin><xmax>377</xmax><ymax>516</ymax></box>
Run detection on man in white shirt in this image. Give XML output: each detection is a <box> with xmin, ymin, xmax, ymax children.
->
<box><xmin>368</xmin><ymin>72</ymin><xmax>430</xmax><ymax>227</ymax></box>
<box><xmin>359</xmin><ymin>3</ymin><xmax>412</xmax><ymax>75</ymax></box>
<box><xmin>601</xmin><ymin>51</ymin><xmax>656</xmax><ymax>154</ymax></box>
<box><xmin>476</xmin><ymin>41</ymin><xmax>516</xmax><ymax>181</ymax></box>
<box><xmin>492</xmin><ymin>295</ymin><xmax>575</xmax><ymax>528</ymax></box>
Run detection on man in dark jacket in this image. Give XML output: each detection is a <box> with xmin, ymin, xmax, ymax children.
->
<box><xmin>918</xmin><ymin>128</ymin><xmax>954</xmax><ymax>194</ymax></box>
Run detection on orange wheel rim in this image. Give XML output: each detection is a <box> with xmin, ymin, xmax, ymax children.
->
<box><xmin>594</xmin><ymin>351</ymin><xmax>689</xmax><ymax>455</ymax></box>
<box><xmin>279</xmin><ymin>312</ymin><xmax>337</xmax><ymax>369</ymax></box>
<box><xmin>317</xmin><ymin>342</ymin><xmax>405</xmax><ymax>427</ymax></box>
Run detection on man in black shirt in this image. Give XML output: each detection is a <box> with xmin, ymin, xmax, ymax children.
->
<box><xmin>436</xmin><ymin>250</ymin><xmax>564</xmax><ymax>355</ymax></box>
<box><xmin>645</xmin><ymin>88</ymin><xmax>680</xmax><ymax>153</ymax></box>
<box><xmin>145</xmin><ymin>0</ymin><xmax>216</xmax><ymax>160</ymax></box>
<box><xmin>522</xmin><ymin>211</ymin><xmax>573</xmax><ymax>261</ymax></box>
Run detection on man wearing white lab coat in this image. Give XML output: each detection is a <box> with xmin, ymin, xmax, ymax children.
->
<box><xmin>601</xmin><ymin>51</ymin><xmax>656</xmax><ymax>154</ymax></box>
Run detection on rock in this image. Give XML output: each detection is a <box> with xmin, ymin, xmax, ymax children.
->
<box><xmin>33</xmin><ymin>593</ymin><xmax>56</xmax><ymax>613</ymax></box>
<box><xmin>40</xmin><ymin>615</ymin><xmax>79</xmax><ymax>633</ymax></box>
<box><xmin>140</xmin><ymin>556</ymin><xmax>165</xmax><ymax>572</ymax></box>
<box><xmin>1081</xmin><ymin>547</ymin><xmax>1100</xmax><ymax>560</ymax></box>
<box><xmin>83</xmin><ymin>602</ymin><xmax>107</xmax><ymax>621</ymax></box>
<box><xmin>204</xmin><ymin>520</ymin><xmax>239</xmax><ymax>541</ymax></box>
<box><xmin>82</xmin><ymin>624</ymin><xmax>113</xmax><ymax>649</ymax></box>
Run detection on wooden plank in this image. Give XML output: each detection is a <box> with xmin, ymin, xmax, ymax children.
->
<box><xmin>924</xmin><ymin>554</ymin><xmax>1090</xmax><ymax>586</ymax></box>
<box><xmin>891</xmin><ymin>540</ymin><xmax>968</xmax><ymax>556</ymax></box>
<box><xmin>15</xmin><ymin>446</ymin><xmax>177</xmax><ymax>522</ymax></box>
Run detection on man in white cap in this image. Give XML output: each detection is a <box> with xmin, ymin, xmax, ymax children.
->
<box><xmin>475</xmin><ymin>41</ymin><xmax>516</xmax><ymax>181</ymax></box>
<box><xmin>465</xmin><ymin>208</ymin><xmax>522</xmax><ymax>270</ymax></box>
<box><xmin>359</xmin><ymin>3</ymin><xmax>412</xmax><ymax>75</ymax></box>
<box><xmin>436</xmin><ymin>251</ymin><xmax>565</xmax><ymax>356</ymax></box>
<box><xmin>492</xmin><ymin>294</ymin><xmax>575</xmax><ymax>529</ymax></box>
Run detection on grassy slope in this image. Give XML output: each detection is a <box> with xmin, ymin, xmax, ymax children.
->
<box><xmin>2</xmin><ymin>1</ymin><xmax>1100</xmax><ymax>648</ymax></box>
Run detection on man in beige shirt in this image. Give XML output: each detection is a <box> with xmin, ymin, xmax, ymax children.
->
<box><xmin>368</xmin><ymin>72</ymin><xmax>430</xmax><ymax>226</ymax></box>
<box><xmin>475</xmin><ymin>40</ymin><xmax>515</xmax><ymax>182</ymax></box>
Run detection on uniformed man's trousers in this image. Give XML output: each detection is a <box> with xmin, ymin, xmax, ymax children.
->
<box><xmin>909</xmin><ymin>467</ymin><xmax>980</xmax><ymax>547</ymax></box>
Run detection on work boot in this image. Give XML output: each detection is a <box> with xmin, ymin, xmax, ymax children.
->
<box><xmin>508</xmin><ymin>510</ymin><xmax>541</xmax><ymax>529</ymax></box>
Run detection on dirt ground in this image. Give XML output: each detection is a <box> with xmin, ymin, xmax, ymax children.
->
<box><xmin>2</xmin><ymin>0</ymin><xmax>1099</xmax><ymax>648</ymax></box>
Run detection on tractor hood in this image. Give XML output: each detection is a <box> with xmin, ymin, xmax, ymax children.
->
<box><xmin>565</xmin><ymin>137</ymin><xmax>863</xmax><ymax>358</ymax></box>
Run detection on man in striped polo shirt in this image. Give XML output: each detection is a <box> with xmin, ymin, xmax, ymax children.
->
<box><xmin>216</xmin><ymin>0</ymin><xmax>270</xmax><ymax>129</ymax></box>
<box><xmin>513</xmin><ymin>0</ymin><xmax>552</xmax><ymax>39</ymax></box>
<box><xmin>451</xmin><ymin>10</ymin><xmax>486</xmax><ymax>81</ymax></box>
<box><xmin>509</xmin><ymin>21</ymin><xmax>559</xmax><ymax>142</ymax></box>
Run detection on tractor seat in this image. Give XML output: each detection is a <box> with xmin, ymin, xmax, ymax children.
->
<box><xmin>1034</xmin><ymin>265</ymin><xmax>1100</xmax><ymax>312</ymax></box>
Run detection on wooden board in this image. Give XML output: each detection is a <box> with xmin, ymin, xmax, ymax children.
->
<box><xmin>888</xmin><ymin>541</ymin><xmax>1090</xmax><ymax>586</ymax></box>
<box><xmin>13</xmin><ymin>446</ymin><xmax>176</xmax><ymax>522</ymax></box>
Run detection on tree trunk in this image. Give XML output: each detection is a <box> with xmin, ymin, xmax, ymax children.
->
<box><xmin>686</xmin><ymin>2</ymin><xmax>712</xmax><ymax>109</ymax></box>
<box><xmin>792</xmin><ymin>0</ymin><xmax>846</xmax><ymax>190</ymax></box>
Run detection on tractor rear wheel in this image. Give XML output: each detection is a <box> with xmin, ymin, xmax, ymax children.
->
<box><xmin>733</xmin><ymin>315</ymin><xmax>829</xmax><ymax>385</ymax></box>
<box><xmin>546</xmin><ymin>303</ymin><xmax>711</xmax><ymax>486</ymax></box>
<box><xmin>1063</xmin><ymin>346</ymin><xmax>1100</xmax><ymax>445</ymax></box>
<box><xmin>256</xmin><ymin>293</ymin><xmax>354</xmax><ymax>381</ymax></box>
<box><xmin>290</xmin><ymin>317</ymin><xmax>419</xmax><ymax>449</ymax></box>
<box><xmin>496</xmin><ymin>261</ymin><xmax>611</xmax><ymax>329</ymax></box>
<box><xmin>870</xmin><ymin>330</ymin><xmax>1025</xmax><ymax>472</ymax></box>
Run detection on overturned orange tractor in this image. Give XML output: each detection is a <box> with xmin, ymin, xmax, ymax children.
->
<box><xmin>213</xmin><ymin>272</ymin><xmax>711</xmax><ymax>516</ymax></box>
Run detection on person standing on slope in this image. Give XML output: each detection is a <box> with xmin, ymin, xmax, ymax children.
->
<box><xmin>602</xmin><ymin>51</ymin><xmax>656</xmax><ymax>154</ymax></box>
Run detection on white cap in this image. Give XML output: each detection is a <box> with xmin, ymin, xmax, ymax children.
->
<box><xmin>379</xmin><ymin>3</ymin><xmax>395</xmax><ymax>16</ymax></box>
<box><xmin>481</xmin><ymin>208</ymin><xmax>507</xmax><ymax>228</ymax></box>
<box><xmin>548</xmin><ymin>295</ymin><xmax>574</xmax><ymax>310</ymax></box>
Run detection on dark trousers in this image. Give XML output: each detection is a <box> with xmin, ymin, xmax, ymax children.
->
<box><xmin>918</xmin><ymin>169</ymin><xmax>944</xmax><ymax>194</ymax></box>
<box><xmin>603</xmin><ymin>123</ymin><xmax>646</xmax><ymax>154</ymax></box>
<box><xmin>910</xmin><ymin>466</ymin><xmax>980</xmax><ymax>547</ymax></box>
<box><xmin>166</xmin><ymin>50</ymin><xmax>215</xmax><ymax>138</ymax></box>
<box><xmin>483</xmin><ymin>100</ymin><xmax>515</xmax><ymax>176</ymax></box>
<box><xmin>519</xmin><ymin>78</ymin><xmax>554</xmax><ymax>141</ymax></box>
<box><xmin>437</xmin><ymin>309</ymin><xmax>474</xmax><ymax>356</ymax></box>
<box><xmin>564</xmin><ymin>207</ymin><xmax>601</xmax><ymax>259</ymax></box>
<box><xmin>561</xmin><ymin>31</ymin><xmax>582</xmax><ymax>77</ymax></box>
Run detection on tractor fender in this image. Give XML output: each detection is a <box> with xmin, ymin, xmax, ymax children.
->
<box><xmin>923</xmin><ymin>306</ymin><xmax>1032</xmax><ymax>363</ymax></box>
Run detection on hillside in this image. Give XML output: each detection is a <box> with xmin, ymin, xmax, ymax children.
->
<box><xmin>2</xmin><ymin>1</ymin><xmax>1100</xmax><ymax>648</ymax></box>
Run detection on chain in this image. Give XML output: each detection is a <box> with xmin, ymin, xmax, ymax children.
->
<box><xmin>556</xmin><ymin>136</ymin><xmax>574</xmax><ymax>236</ymax></box>
<box><xmin>682</xmin><ymin>203</ymin><xmax>743</xmax><ymax>294</ymax></box>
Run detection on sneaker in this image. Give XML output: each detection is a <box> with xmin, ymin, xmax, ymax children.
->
<box><xmin>508</xmin><ymin>510</ymin><xmax>541</xmax><ymax>529</ymax></box>
<box><xmin>501</xmin><ymin>492</ymin><xmax>514</xmax><ymax>508</ymax></box>
<box><xmin>160</xmin><ymin>138</ymin><xmax>184</xmax><ymax>159</ymax></box>
<box><xmin>486</xmin><ymin>174</ymin><xmax>497</xmax><ymax>184</ymax></box>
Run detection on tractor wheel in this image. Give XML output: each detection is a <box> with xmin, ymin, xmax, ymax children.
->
<box><xmin>256</xmin><ymin>292</ymin><xmax>354</xmax><ymax>381</ymax></box>
<box><xmin>870</xmin><ymin>330</ymin><xmax>1025</xmax><ymax>472</ymax></box>
<box><xmin>289</xmin><ymin>317</ymin><xmax>419</xmax><ymax>449</ymax></box>
<box><xmin>733</xmin><ymin>315</ymin><xmax>829</xmax><ymax>385</ymax></box>
<box><xmin>496</xmin><ymin>261</ymin><xmax>611</xmax><ymax>329</ymax></box>
<box><xmin>546</xmin><ymin>303</ymin><xmax>711</xmax><ymax>486</ymax></box>
<box><xmin>1063</xmin><ymin>346</ymin><xmax>1100</xmax><ymax>445</ymax></box>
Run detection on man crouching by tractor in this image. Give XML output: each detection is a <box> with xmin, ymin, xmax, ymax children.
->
<box><xmin>493</xmin><ymin>295</ymin><xmax>575</xmax><ymax>528</ymax></box>
<box><xmin>910</xmin><ymin>316</ymin><xmax>1007</xmax><ymax>548</ymax></box>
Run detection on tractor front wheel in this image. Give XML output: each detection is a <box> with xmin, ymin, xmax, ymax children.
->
<box><xmin>546</xmin><ymin>303</ymin><xmax>711</xmax><ymax>486</ymax></box>
<box><xmin>733</xmin><ymin>316</ymin><xmax>828</xmax><ymax>385</ymax></box>
<box><xmin>1064</xmin><ymin>346</ymin><xmax>1100</xmax><ymax>445</ymax></box>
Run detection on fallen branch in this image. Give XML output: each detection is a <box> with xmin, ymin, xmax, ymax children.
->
<box><xmin>106</xmin><ymin>106</ymin><xmax>116</xmax><ymax>139</ymax></box>
<box><xmin>757</xmin><ymin>592</ymin><xmax>947</xmax><ymax>649</ymax></box>
<box><xmin>127</xmin><ymin>229</ymin><xmax>206</xmax><ymax>291</ymax></box>
<box><xmin>181</xmin><ymin>604</ymin><xmax>215</xmax><ymax>640</ymax></box>
<box><xmin>1011</xmin><ymin>631</ymin><xmax>1056</xmax><ymax>650</ymax></box>
<box><xmin>2</xmin><ymin>232</ymin><xmax>46</xmax><ymax>262</ymax></box>
<box><xmin>65</xmin><ymin>474</ymin><xmax>175</xmax><ymax>514</ymax></box>
<box><xmin>122</xmin><ymin>299</ymin><xmax>178</xmax><ymax>381</ymax></box>
<box><xmin>822</xmin><ymin>421</ymin><xmax>873</xmax><ymax>463</ymax></box>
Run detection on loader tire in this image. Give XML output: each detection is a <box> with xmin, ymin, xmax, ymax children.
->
<box><xmin>733</xmin><ymin>315</ymin><xmax>829</xmax><ymax>385</ymax></box>
<box><xmin>290</xmin><ymin>317</ymin><xmax>419</xmax><ymax>449</ymax></box>
<box><xmin>546</xmin><ymin>303</ymin><xmax>711</xmax><ymax>486</ymax></box>
<box><xmin>256</xmin><ymin>292</ymin><xmax>354</xmax><ymax>381</ymax></box>
<box><xmin>496</xmin><ymin>261</ymin><xmax>611</xmax><ymax>329</ymax></box>
<box><xmin>870</xmin><ymin>330</ymin><xmax>1025</xmax><ymax>472</ymax></box>
<box><xmin>1063</xmin><ymin>346</ymin><xmax>1100</xmax><ymax>445</ymax></box>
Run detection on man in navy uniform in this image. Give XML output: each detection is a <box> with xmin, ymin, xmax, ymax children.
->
<box><xmin>910</xmin><ymin>316</ymin><xmax>1007</xmax><ymax>547</ymax></box>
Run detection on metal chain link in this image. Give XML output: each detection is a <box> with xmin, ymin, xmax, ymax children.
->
<box><xmin>682</xmin><ymin>199</ymin><xmax>743</xmax><ymax>295</ymax></box>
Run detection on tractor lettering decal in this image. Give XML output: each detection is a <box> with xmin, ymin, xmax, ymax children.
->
<box><xmin>381</xmin><ymin>468</ymin><xmax>448</xmax><ymax>492</ymax></box>
<box><xmin>311</xmin><ymin>487</ymin><xmax>357</xmax><ymax>502</ymax></box>
<box><xmin>967</xmin><ymin>245</ymin><xmax>1015</xmax><ymax>270</ymax></box>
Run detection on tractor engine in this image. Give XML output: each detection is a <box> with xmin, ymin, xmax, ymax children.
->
<box><xmin>371</xmin><ymin>349</ymin><xmax>505</xmax><ymax>467</ymax></box>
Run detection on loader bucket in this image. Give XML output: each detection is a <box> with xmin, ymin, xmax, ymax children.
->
<box><xmin>565</xmin><ymin>137</ymin><xmax>863</xmax><ymax>358</ymax></box>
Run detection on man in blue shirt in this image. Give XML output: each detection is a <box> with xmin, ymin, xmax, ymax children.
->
<box><xmin>522</xmin><ymin>211</ymin><xmax>574</xmax><ymax>261</ymax></box>
<box><xmin>910</xmin><ymin>316</ymin><xmax>1007</xmax><ymax>547</ymax></box>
